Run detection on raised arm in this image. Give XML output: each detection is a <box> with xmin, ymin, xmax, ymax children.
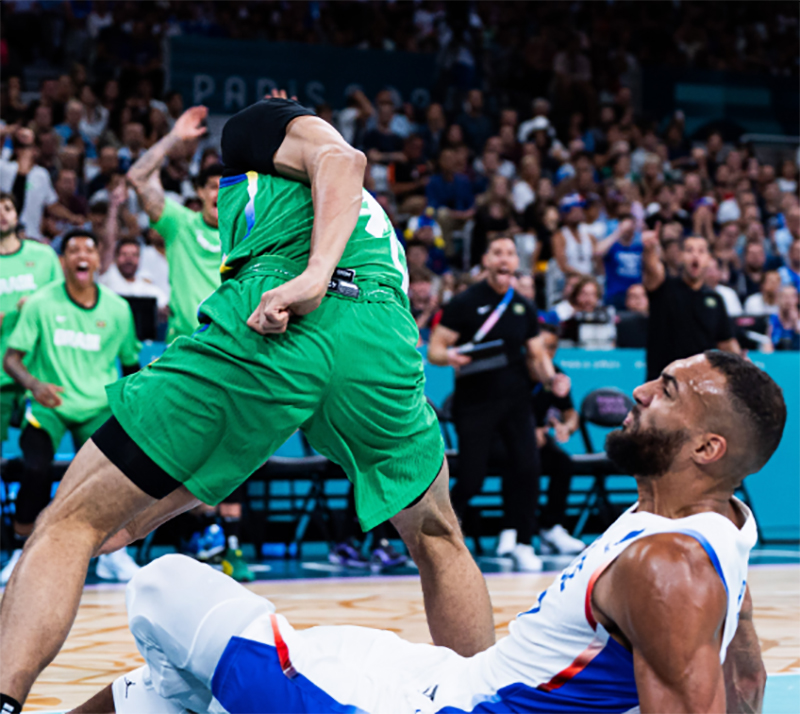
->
<box><xmin>127</xmin><ymin>106</ymin><xmax>208</xmax><ymax>223</ymax></box>
<box><xmin>99</xmin><ymin>182</ymin><xmax>127</xmax><ymax>274</ymax></box>
<box><xmin>641</xmin><ymin>222</ymin><xmax>665</xmax><ymax>293</ymax></box>
<box><xmin>593</xmin><ymin>534</ymin><xmax>730</xmax><ymax>714</ymax></box>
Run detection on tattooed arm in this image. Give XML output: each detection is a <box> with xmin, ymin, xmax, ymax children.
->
<box><xmin>126</xmin><ymin>106</ymin><xmax>208</xmax><ymax>223</ymax></box>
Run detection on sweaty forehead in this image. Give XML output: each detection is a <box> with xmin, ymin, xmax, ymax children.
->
<box><xmin>667</xmin><ymin>355</ymin><xmax>728</xmax><ymax>402</ymax></box>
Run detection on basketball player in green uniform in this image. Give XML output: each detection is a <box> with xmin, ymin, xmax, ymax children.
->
<box><xmin>0</xmin><ymin>193</ymin><xmax>61</xmax><ymax>444</ymax></box>
<box><xmin>0</xmin><ymin>97</ymin><xmax>555</xmax><ymax>709</ymax></box>
<box><xmin>1</xmin><ymin>228</ymin><xmax>141</xmax><ymax>585</ymax></box>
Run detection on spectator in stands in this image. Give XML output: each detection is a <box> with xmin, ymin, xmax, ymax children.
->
<box><xmin>426</xmin><ymin>147</ymin><xmax>476</xmax><ymax>257</ymax></box>
<box><xmin>78</xmin><ymin>84</ymin><xmax>108</xmax><ymax>145</ymax></box>
<box><xmin>1</xmin><ymin>229</ymin><xmax>141</xmax><ymax>586</ymax></box>
<box><xmin>511</xmin><ymin>155</ymin><xmax>540</xmax><ymax>215</ymax></box>
<box><xmin>34</xmin><ymin>130</ymin><xmax>59</xmax><ymax>184</ymax></box>
<box><xmin>528</xmin><ymin>323</ymin><xmax>585</xmax><ymax>555</ymax></box>
<box><xmin>164</xmin><ymin>90</ymin><xmax>184</xmax><ymax>129</ymax></box>
<box><xmin>768</xmin><ymin>285</ymin><xmax>800</xmax><ymax>351</ymax></box>
<box><xmin>705</xmin><ymin>257</ymin><xmax>743</xmax><ymax>318</ymax></box>
<box><xmin>645</xmin><ymin>184</ymin><xmax>691</xmax><ymax>233</ymax></box>
<box><xmin>624</xmin><ymin>283</ymin><xmax>649</xmax><ymax>316</ymax></box>
<box><xmin>470</xmin><ymin>178</ymin><xmax>519</xmax><ymax>266</ymax></box>
<box><xmin>559</xmin><ymin>276</ymin><xmax>616</xmax><ymax>347</ymax></box>
<box><xmin>362</xmin><ymin>92</ymin><xmax>405</xmax><ymax>165</ymax></box>
<box><xmin>773</xmin><ymin>206</ymin><xmax>799</xmax><ymax>258</ymax></box>
<box><xmin>660</xmin><ymin>222</ymin><xmax>684</xmax><ymax>278</ymax></box>
<box><xmin>744</xmin><ymin>271</ymin><xmax>782</xmax><ymax>316</ymax></box>
<box><xmin>408</xmin><ymin>267</ymin><xmax>439</xmax><ymax>337</ymax></box>
<box><xmin>389</xmin><ymin>134</ymin><xmax>431</xmax><ymax>213</ymax></box>
<box><xmin>429</xmin><ymin>236</ymin><xmax>562</xmax><ymax>571</ymax></box>
<box><xmin>117</xmin><ymin>122</ymin><xmax>146</xmax><ymax>173</ymax></box>
<box><xmin>45</xmin><ymin>169</ymin><xmax>87</xmax><ymax>238</ymax></box>
<box><xmin>734</xmin><ymin>241</ymin><xmax>769</xmax><ymax>301</ymax></box>
<box><xmin>419</xmin><ymin>102</ymin><xmax>446</xmax><ymax>162</ymax></box>
<box><xmin>87</xmin><ymin>146</ymin><xmax>119</xmax><ymax>197</ymax></box>
<box><xmin>642</xmin><ymin>230</ymin><xmax>740</xmax><ymax>381</ymax></box>
<box><xmin>778</xmin><ymin>240</ymin><xmax>800</xmax><ymax>291</ymax></box>
<box><xmin>54</xmin><ymin>99</ymin><xmax>96</xmax><ymax>159</ymax></box>
<box><xmin>551</xmin><ymin>193</ymin><xmax>595</xmax><ymax>282</ymax></box>
<box><xmin>457</xmin><ymin>89</ymin><xmax>493</xmax><ymax>154</ymax></box>
<box><xmin>29</xmin><ymin>104</ymin><xmax>53</xmax><ymax>136</ymax></box>
<box><xmin>0</xmin><ymin>127</ymin><xmax>70</xmax><ymax>241</ymax></box>
<box><xmin>594</xmin><ymin>210</ymin><xmax>642</xmax><ymax>310</ymax></box>
<box><xmin>100</xmin><ymin>235</ymin><xmax>168</xmax><ymax>310</ymax></box>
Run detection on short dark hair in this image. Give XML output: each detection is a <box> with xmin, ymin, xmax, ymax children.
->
<box><xmin>408</xmin><ymin>266</ymin><xmax>434</xmax><ymax>284</ymax></box>
<box><xmin>60</xmin><ymin>228</ymin><xmax>99</xmax><ymax>255</ymax></box>
<box><xmin>195</xmin><ymin>163</ymin><xmax>224</xmax><ymax>189</ymax></box>
<box><xmin>0</xmin><ymin>192</ymin><xmax>18</xmax><ymax>212</ymax></box>
<box><xmin>115</xmin><ymin>236</ymin><xmax>140</xmax><ymax>256</ymax></box>
<box><xmin>704</xmin><ymin>350</ymin><xmax>787</xmax><ymax>475</ymax></box>
<box><xmin>405</xmin><ymin>239</ymin><xmax>428</xmax><ymax>252</ymax></box>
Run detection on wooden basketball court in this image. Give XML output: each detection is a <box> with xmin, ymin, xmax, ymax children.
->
<box><xmin>10</xmin><ymin>562</ymin><xmax>800</xmax><ymax>712</ymax></box>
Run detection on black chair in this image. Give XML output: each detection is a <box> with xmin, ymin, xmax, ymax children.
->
<box><xmin>570</xmin><ymin>388</ymin><xmax>636</xmax><ymax>537</ymax></box>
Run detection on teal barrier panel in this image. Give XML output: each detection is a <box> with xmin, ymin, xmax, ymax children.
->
<box><xmin>422</xmin><ymin>348</ymin><xmax>799</xmax><ymax>542</ymax></box>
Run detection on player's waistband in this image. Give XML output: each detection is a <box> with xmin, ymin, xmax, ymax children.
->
<box><xmin>231</xmin><ymin>255</ymin><xmax>404</xmax><ymax>304</ymax></box>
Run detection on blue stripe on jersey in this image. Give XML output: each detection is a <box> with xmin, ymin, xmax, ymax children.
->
<box><xmin>674</xmin><ymin>529</ymin><xmax>729</xmax><ymax>596</ymax></box>
<box><xmin>436</xmin><ymin>638</ymin><xmax>638</xmax><ymax>714</ymax></box>
<box><xmin>211</xmin><ymin>636</ymin><xmax>366</xmax><ymax>714</ymax></box>
<box><xmin>220</xmin><ymin>174</ymin><xmax>247</xmax><ymax>188</ymax></box>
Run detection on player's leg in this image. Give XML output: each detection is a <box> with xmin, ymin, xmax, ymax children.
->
<box><xmin>389</xmin><ymin>457</ymin><xmax>495</xmax><ymax>655</ymax></box>
<box><xmin>0</xmin><ymin>439</ymin><xmax>157</xmax><ymax>702</ymax></box>
<box><xmin>305</xmin><ymin>295</ymin><xmax>495</xmax><ymax>656</ymax></box>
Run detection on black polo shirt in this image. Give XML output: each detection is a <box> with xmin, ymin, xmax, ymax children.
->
<box><xmin>439</xmin><ymin>280</ymin><xmax>539</xmax><ymax>405</ymax></box>
<box><xmin>646</xmin><ymin>276</ymin><xmax>733</xmax><ymax>380</ymax></box>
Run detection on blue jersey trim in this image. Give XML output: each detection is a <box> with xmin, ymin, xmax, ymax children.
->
<box><xmin>212</xmin><ymin>636</ymin><xmax>365</xmax><ymax>713</ymax></box>
<box><xmin>219</xmin><ymin>173</ymin><xmax>247</xmax><ymax>188</ymax></box>
<box><xmin>675</xmin><ymin>529</ymin><xmax>729</xmax><ymax>597</ymax></box>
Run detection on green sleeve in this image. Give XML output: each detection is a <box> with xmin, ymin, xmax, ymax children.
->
<box><xmin>119</xmin><ymin>304</ymin><xmax>142</xmax><ymax>367</ymax></box>
<box><xmin>7</xmin><ymin>297</ymin><xmax>42</xmax><ymax>354</ymax></box>
<box><xmin>151</xmin><ymin>197</ymin><xmax>192</xmax><ymax>248</ymax></box>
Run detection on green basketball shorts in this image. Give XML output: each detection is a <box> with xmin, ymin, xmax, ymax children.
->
<box><xmin>24</xmin><ymin>402</ymin><xmax>112</xmax><ymax>453</ymax></box>
<box><xmin>106</xmin><ymin>257</ymin><xmax>445</xmax><ymax>531</ymax></box>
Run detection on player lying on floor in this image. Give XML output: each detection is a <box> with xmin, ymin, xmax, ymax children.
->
<box><xmin>70</xmin><ymin>351</ymin><xmax>781</xmax><ymax>714</ymax></box>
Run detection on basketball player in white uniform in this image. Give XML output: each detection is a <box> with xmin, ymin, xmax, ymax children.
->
<box><xmin>72</xmin><ymin>350</ymin><xmax>783</xmax><ymax>714</ymax></box>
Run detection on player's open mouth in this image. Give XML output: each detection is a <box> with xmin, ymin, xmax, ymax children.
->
<box><xmin>76</xmin><ymin>262</ymin><xmax>90</xmax><ymax>278</ymax></box>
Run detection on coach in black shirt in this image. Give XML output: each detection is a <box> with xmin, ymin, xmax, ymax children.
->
<box><xmin>642</xmin><ymin>227</ymin><xmax>740</xmax><ymax>380</ymax></box>
<box><xmin>429</xmin><ymin>236</ymin><xmax>565</xmax><ymax>571</ymax></box>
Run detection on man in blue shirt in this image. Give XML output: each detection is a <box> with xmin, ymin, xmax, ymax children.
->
<box><xmin>426</xmin><ymin>147</ymin><xmax>475</xmax><ymax>258</ymax></box>
<box><xmin>778</xmin><ymin>240</ymin><xmax>800</xmax><ymax>291</ymax></box>
<box><xmin>54</xmin><ymin>100</ymin><xmax>97</xmax><ymax>159</ymax></box>
<box><xmin>594</xmin><ymin>212</ymin><xmax>643</xmax><ymax>310</ymax></box>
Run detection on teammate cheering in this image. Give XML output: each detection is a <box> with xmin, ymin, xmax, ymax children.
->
<box><xmin>1</xmin><ymin>229</ymin><xmax>142</xmax><ymax>585</ymax></box>
<box><xmin>0</xmin><ymin>192</ymin><xmax>61</xmax><ymax>446</ymax></box>
<box><xmin>126</xmin><ymin>109</ymin><xmax>223</xmax><ymax>341</ymax></box>
<box><xmin>72</xmin><ymin>351</ymin><xmax>783</xmax><ymax>713</ymax></box>
<box><xmin>0</xmin><ymin>95</ymin><xmax>504</xmax><ymax>710</ymax></box>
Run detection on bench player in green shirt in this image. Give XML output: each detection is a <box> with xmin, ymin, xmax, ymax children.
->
<box><xmin>0</xmin><ymin>193</ymin><xmax>61</xmax><ymax>444</ymax></box>
<box><xmin>126</xmin><ymin>116</ymin><xmax>224</xmax><ymax>342</ymax></box>
<box><xmin>1</xmin><ymin>228</ymin><xmax>142</xmax><ymax>586</ymax></box>
<box><xmin>0</xmin><ymin>98</ymin><xmax>504</xmax><ymax>709</ymax></box>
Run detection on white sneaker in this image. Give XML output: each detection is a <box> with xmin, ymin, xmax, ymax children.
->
<box><xmin>510</xmin><ymin>544</ymin><xmax>543</xmax><ymax>572</ymax></box>
<box><xmin>96</xmin><ymin>548</ymin><xmax>141</xmax><ymax>582</ymax></box>
<box><xmin>0</xmin><ymin>549</ymin><xmax>22</xmax><ymax>586</ymax></box>
<box><xmin>539</xmin><ymin>525</ymin><xmax>586</xmax><ymax>555</ymax></box>
<box><xmin>496</xmin><ymin>529</ymin><xmax>518</xmax><ymax>556</ymax></box>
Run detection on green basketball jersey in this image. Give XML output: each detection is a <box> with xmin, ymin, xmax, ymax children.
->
<box><xmin>151</xmin><ymin>198</ymin><xmax>222</xmax><ymax>340</ymax></box>
<box><xmin>0</xmin><ymin>240</ymin><xmax>62</xmax><ymax>389</ymax></box>
<box><xmin>217</xmin><ymin>172</ymin><xmax>408</xmax><ymax>291</ymax></box>
<box><xmin>7</xmin><ymin>282</ymin><xmax>141</xmax><ymax>422</ymax></box>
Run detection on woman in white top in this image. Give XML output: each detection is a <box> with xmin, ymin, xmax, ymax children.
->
<box><xmin>743</xmin><ymin>270</ymin><xmax>782</xmax><ymax>316</ymax></box>
<box><xmin>511</xmin><ymin>155</ymin><xmax>540</xmax><ymax>214</ymax></box>
<box><xmin>551</xmin><ymin>193</ymin><xmax>596</xmax><ymax>277</ymax></box>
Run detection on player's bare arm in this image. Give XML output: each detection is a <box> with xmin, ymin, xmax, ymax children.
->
<box><xmin>723</xmin><ymin>586</ymin><xmax>766</xmax><ymax>713</ymax></box>
<box><xmin>127</xmin><ymin>106</ymin><xmax>209</xmax><ymax>223</ymax></box>
<box><xmin>592</xmin><ymin>533</ymin><xmax>729</xmax><ymax>713</ymax></box>
<box><xmin>641</xmin><ymin>222</ymin><xmax>665</xmax><ymax>292</ymax></box>
<box><xmin>247</xmin><ymin>112</ymin><xmax>367</xmax><ymax>335</ymax></box>
<box><xmin>3</xmin><ymin>348</ymin><xmax>63</xmax><ymax>408</ymax></box>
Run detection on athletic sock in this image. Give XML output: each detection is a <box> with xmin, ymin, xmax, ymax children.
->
<box><xmin>0</xmin><ymin>693</ymin><xmax>22</xmax><ymax>713</ymax></box>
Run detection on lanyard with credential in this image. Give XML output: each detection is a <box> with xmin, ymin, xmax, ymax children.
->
<box><xmin>472</xmin><ymin>287</ymin><xmax>514</xmax><ymax>343</ymax></box>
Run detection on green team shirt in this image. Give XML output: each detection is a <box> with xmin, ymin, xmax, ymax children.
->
<box><xmin>217</xmin><ymin>172</ymin><xmax>408</xmax><ymax>290</ymax></box>
<box><xmin>8</xmin><ymin>282</ymin><xmax>141</xmax><ymax>422</ymax></box>
<box><xmin>0</xmin><ymin>240</ymin><xmax>62</xmax><ymax>389</ymax></box>
<box><xmin>151</xmin><ymin>198</ymin><xmax>222</xmax><ymax>340</ymax></box>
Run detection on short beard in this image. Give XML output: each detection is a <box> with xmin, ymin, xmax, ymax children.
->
<box><xmin>605</xmin><ymin>424</ymin><xmax>689</xmax><ymax>478</ymax></box>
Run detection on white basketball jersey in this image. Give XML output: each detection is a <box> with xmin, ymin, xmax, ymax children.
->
<box><xmin>461</xmin><ymin>499</ymin><xmax>757</xmax><ymax>712</ymax></box>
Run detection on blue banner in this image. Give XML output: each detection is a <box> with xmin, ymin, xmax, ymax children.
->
<box><xmin>167</xmin><ymin>36</ymin><xmax>437</xmax><ymax>113</ymax></box>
